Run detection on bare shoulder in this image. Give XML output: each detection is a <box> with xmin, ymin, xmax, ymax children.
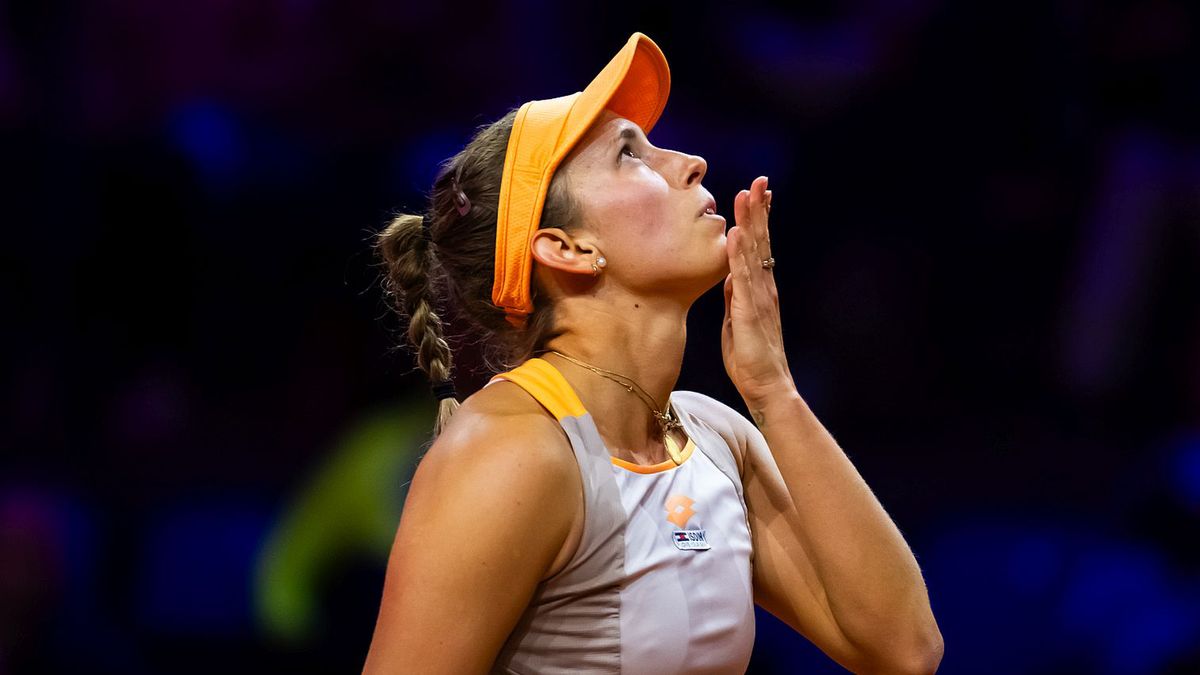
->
<box><xmin>410</xmin><ymin>379</ymin><xmax>578</xmax><ymax>509</ymax></box>
<box><xmin>365</xmin><ymin>381</ymin><xmax>582</xmax><ymax>673</ymax></box>
<box><xmin>423</xmin><ymin>379</ymin><xmax>576</xmax><ymax>481</ymax></box>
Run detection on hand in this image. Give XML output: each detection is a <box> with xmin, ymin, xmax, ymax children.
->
<box><xmin>721</xmin><ymin>176</ymin><xmax>796</xmax><ymax>407</ymax></box>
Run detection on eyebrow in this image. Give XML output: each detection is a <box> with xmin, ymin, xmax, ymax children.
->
<box><xmin>610</xmin><ymin>125</ymin><xmax>643</xmax><ymax>147</ymax></box>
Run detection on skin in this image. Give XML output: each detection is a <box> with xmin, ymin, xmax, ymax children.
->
<box><xmin>363</xmin><ymin>109</ymin><xmax>943</xmax><ymax>674</ymax></box>
<box><xmin>527</xmin><ymin>108</ymin><xmax>731</xmax><ymax>462</ymax></box>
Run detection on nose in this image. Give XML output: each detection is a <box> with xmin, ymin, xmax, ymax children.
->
<box><xmin>683</xmin><ymin>153</ymin><xmax>707</xmax><ymax>187</ymax></box>
<box><xmin>647</xmin><ymin>147</ymin><xmax>708</xmax><ymax>189</ymax></box>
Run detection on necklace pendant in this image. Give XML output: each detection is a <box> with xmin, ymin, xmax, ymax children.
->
<box><xmin>665</xmin><ymin>433</ymin><xmax>684</xmax><ymax>465</ymax></box>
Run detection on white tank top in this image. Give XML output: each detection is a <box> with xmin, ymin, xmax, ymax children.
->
<box><xmin>482</xmin><ymin>357</ymin><xmax>756</xmax><ymax>674</ymax></box>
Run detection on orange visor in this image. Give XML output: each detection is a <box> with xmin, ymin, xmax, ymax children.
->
<box><xmin>492</xmin><ymin>32</ymin><xmax>671</xmax><ymax>328</ymax></box>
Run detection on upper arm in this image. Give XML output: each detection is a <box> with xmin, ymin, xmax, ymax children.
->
<box><xmin>362</xmin><ymin>410</ymin><xmax>577</xmax><ymax>675</ymax></box>
<box><xmin>736</xmin><ymin>414</ymin><xmax>867</xmax><ymax>672</ymax></box>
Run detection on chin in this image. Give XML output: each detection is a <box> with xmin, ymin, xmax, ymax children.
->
<box><xmin>705</xmin><ymin>253</ymin><xmax>731</xmax><ymax>288</ymax></box>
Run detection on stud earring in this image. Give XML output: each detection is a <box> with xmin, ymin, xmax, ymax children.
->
<box><xmin>591</xmin><ymin>256</ymin><xmax>607</xmax><ymax>276</ymax></box>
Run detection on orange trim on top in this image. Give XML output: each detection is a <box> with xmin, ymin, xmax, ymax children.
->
<box><xmin>610</xmin><ymin>437</ymin><xmax>695</xmax><ymax>474</ymax></box>
<box><xmin>487</xmin><ymin>357</ymin><xmax>588</xmax><ymax>421</ymax></box>
<box><xmin>491</xmin><ymin>356</ymin><xmax>695</xmax><ymax>473</ymax></box>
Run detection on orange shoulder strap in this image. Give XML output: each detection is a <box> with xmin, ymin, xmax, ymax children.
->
<box><xmin>487</xmin><ymin>357</ymin><xmax>588</xmax><ymax>422</ymax></box>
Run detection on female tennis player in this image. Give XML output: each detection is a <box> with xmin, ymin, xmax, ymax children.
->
<box><xmin>362</xmin><ymin>32</ymin><xmax>942</xmax><ymax>675</ymax></box>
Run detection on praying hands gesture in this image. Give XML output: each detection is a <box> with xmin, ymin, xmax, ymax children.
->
<box><xmin>721</xmin><ymin>175</ymin><xmax>797</xmax><ymax>410</ymax></box>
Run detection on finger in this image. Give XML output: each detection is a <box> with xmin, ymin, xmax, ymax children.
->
<box><xmin>739</xmin><ymin>177</ymin><xmax>768</xmax><ymax>267</ymax></box>
<box><xmin>764</xmin><ymin>189</ymin><xmax>773</xmax><ymax>254</ymax></box>
<box><xmin>726</xmin><ymin>223</ymin><xmax>743</xmax><ymax>278</ymax></box>
<box><xmin>755</xmin><ymin>178</ymin><xmax>772</xmax><ymax>261</ymax></box>
<box><xmin>726</xmin><ymin>224</ymin><xmax>748</xmax><ymax>295</ymax></box>
<box><xmin>738</xmin><ymin>181</ymin><xmax>772</xmax><ymax>294</ymax></box>
<box><xmin>733</xmin><ymin>189</ymin><xmax>757</xmax><ymax>277</ymax></box>
<box><xmin>748</xmin><ymin>176</ymin><xmax>766</xmax><ymax>242</ymax></box>
<box><xmin>722</xmin><ymin>272</ymin><xmax>733</xmax><ymax>324</ymax></box>
<box><xmin>727</xmin><ymin>225</ymin><xmax>764</xmax><ymax>324</ymax></box>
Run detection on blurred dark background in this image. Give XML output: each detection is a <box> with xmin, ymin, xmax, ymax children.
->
<box><xmin>4</xmin><ymin>1</ymin><xmax>1199</xmax><ymax>673</ymax></box>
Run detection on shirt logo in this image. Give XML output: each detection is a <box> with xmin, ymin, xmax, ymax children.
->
<box><xmin>665</xmin><ymin>494</ymin><xmax>710</xmax><ymax>550</ymax></box>
<box><xmin>665</xmin><ymin>494</ymin><xmax>696</xmax><ymax>528</ymax></box>
<box><xmin>672</xmin><ymin>529</ymin><xmax>711</xmax><ymax>550</ymax></box>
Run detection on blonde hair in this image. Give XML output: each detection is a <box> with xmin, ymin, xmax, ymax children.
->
<box><xmin>374</xmin><ymin>108</ymin><xmax>581</xmax><ymax>437</ymax></box>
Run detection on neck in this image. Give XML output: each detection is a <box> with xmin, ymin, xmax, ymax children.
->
<box><xmin>540</xmin><ymin>295</ymin><xmax>687</xmax><ymax>459</ymax></box>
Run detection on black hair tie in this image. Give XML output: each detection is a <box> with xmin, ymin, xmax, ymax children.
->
<box><xmin>431</xmin><ymin>379</ymin><xmax>457</xmax><ymax>401</ymax></box>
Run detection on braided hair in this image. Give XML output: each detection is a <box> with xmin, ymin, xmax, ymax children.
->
<box><xmin>374</xmin><ymin>108</ymin><xmax>581</xmax><ymax>438</ymax></box>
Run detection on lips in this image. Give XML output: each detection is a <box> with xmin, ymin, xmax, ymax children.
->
<box><xmin>697</xmin><ymin>196</ymin><xmax>718</xmax><ymax>218</ymax></box>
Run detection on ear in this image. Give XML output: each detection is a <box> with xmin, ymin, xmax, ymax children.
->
<box><xmin>530</xmin><ymin>228</ymin><xmax>599</xmax><ymax>277</ymax></box>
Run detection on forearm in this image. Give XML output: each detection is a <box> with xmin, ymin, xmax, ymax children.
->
<box><xmin>748</xmin><ymin>389</ymin><xmax>942</xmax><ymax>670</ymax></box>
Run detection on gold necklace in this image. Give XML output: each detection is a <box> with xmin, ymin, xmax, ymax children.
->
<box><xmin>540</xmin><ymin>348</ymin><xmax>686</xmax><ymax>464</ymax></box>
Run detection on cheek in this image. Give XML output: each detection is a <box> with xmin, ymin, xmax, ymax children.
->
<box><xmin>591</xmin><ymin>178</ymin><xmax>672</xmax><ymax>238</ymax></box>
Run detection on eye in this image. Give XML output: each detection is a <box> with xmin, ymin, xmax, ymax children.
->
<box><xmin>619</xmin><ymin>143</ymin><xmax>638</xmax><ymax>160</ymax></box>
